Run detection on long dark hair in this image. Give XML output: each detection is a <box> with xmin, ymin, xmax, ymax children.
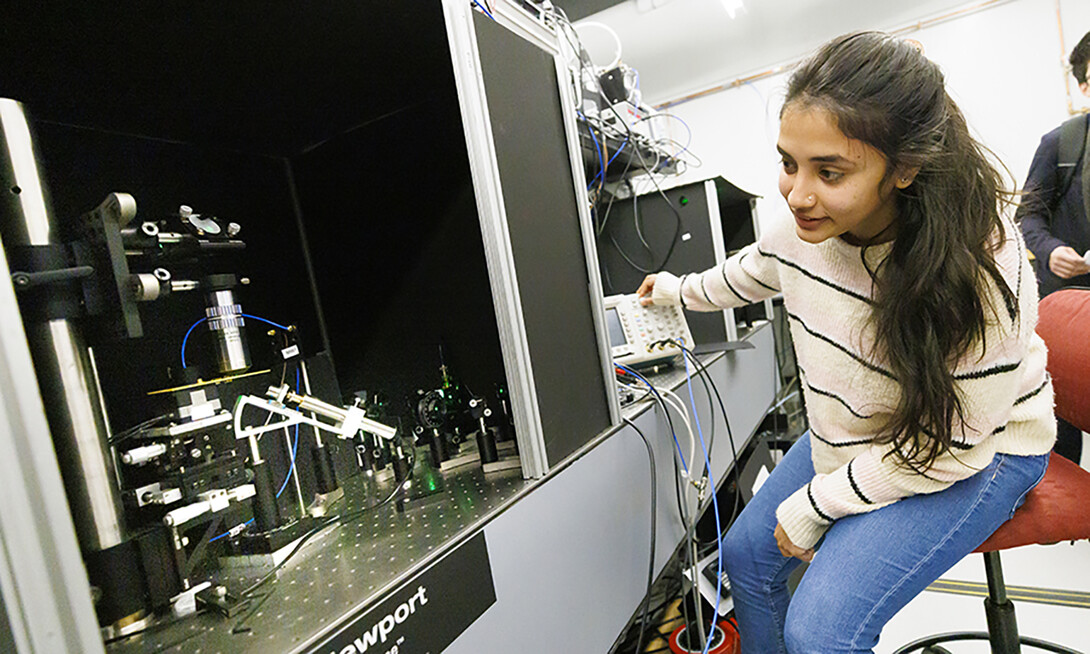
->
<box><xmin>784</xmin><ymin>32</ymin><xmax>1015</xmax><ymax>472</ymax></box>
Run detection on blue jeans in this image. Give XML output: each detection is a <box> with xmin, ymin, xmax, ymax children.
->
<box><xmin>722</xmin><ymin>434</ymin><xmax>1049</xmax><ymax>654</ymax></box>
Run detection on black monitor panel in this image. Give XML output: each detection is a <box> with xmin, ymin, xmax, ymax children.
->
<box><xmin>474</xmin><ymin>14</ymin><xmax>612</xmax><ymax>466</ymax></box>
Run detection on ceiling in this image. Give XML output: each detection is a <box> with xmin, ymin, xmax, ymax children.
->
<box><xmin>560</xmin><ymin>0</ymin><xmax>624</xmax><ymax>20</ymax></box>
<box><xmin>568</xmin><ymin>0</ymin><xmax>983</xmax><ymax>106</ymax></box>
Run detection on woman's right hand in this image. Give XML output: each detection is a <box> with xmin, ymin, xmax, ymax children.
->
<box><xmin>636</xmin><ymin>274</ymin><xmax>657</xmax><ymax>306</ymax></box>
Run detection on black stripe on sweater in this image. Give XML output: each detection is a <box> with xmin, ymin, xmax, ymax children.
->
<box><xmin>699</xmin><ymin>274</ymin><xmax>713</xmax><ymax>305</ymax></box>
<box><xmin>787</xmin><ymin>311</ymin><xmax>896</xmax><ymax>379</ymax></box>
<box><xmin>953</xmin><ymin>361</ymin><xmax>1021</xmax><ymax>381</ymax></box>
<box><xmin>983</xmin><ymin>262</ymin><xmax>1018</xmax><ymax>325</ymax></box>
<box><xmin>718</xmin><ymin>262</ymin><xmax>752</xmax><ymax>303</ymax></box>
<box><xmin>739</xmin><ymin>252</ymin><xmax>781</xmax><ymax>293</ymax></box>
<box><xmin>847</xmin><ymin>461</ymin><xmax>875</xmax><ymax>505</ymax></box>
<box><xmin>800</xmin><ymin>367</ymin><xmax>878</xmax><ymax>420</ymax></box>
<box><xmin>950</xmin><ymin>424</ymin><xmax>1006</xmax><ymax>451</ymax></box>
<box><xmin>1014</xmin><ymin>377</ymin><xmax>1048</xmax><ymax>406</ymax></box>
<box><xmin>807</xmin><ymin>482</ymin><xmax>834</xmax><ymax>523</ymax></box>
<box><xmin>757</xmin><ymin>246</ymin><xmax>873</xmax><ymax>304</ymax></box>
<box><xmin>812</xmin><ymin>428</ymin><xmax>874</xmax><ymax>448</ymax></box>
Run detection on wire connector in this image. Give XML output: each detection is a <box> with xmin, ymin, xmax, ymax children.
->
<box><xmin>693</xmin><ymin>476</ymin><xmax>709</xmax><ymax>501</ymax></box>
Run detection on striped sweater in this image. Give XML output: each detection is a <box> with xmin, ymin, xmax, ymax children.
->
<box><xmin>651</xmin><ymin>211</ymin><xmax>1056</xmax><ymax>550</ymax></box>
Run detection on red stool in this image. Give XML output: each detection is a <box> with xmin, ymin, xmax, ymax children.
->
<box><xmin>894</xmin><ymin>288</ymin><xmax>1090</xmax><ymax>654</ymax></box>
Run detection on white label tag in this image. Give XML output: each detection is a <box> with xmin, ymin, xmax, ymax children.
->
<box><xmin>681</xmin><ymin>232</ymin><xmax>692</xmax><ymax>241</ymax></box>
<box><xmin>281</xmin><ymin>344</ymin><xmax>300</xmax><ymax>360</ymax></box>
<box><xmin>753</xmin><ymin>465</ymin><xmax>771</xmax><ymax>496</ymax></box>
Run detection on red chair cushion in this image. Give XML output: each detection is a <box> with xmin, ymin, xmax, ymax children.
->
<box><xmin>1037</xmin><ymin>288</ymin><xmax>1090</xmax><ymax>432</ymax></box>
<box><xmin>976</xmin><ymin>452</ymin><xmax>1090</xmax><ymax>551</ymax></box>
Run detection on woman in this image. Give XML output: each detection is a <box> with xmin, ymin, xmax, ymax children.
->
<box><xmin>637</xmin><ymin>32</ymin><xmax>1054</xmax><ymax>653</ymax></box>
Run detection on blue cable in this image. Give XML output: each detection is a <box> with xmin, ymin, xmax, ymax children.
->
<box><xmin>606</xmin><ymin>135</ymin><xmax>629</xmax><ymax>168</ymax></box>
<box><xmin>470</xmin><ymin>0</ymin><xmax>496</xmax><ymax>21</ymax></box>
<box><xmin>209</xmin><ymin>518</ymin><xmax>252</xmax><ymax>543</ymax></box>
<box><xmin>618</xmin><ymin>354</ymin><xmax>722</xmax><ymax>650</ymax></box>
<box><xmin>615</xmin><ymin>361</ymin><xmax>689</xmax><ymax>475</ymax></box>
<box><xmin>209</xmin><ymin>372</ymin><xmax>297</xmax><ymax>543</ymax></box>
<box><xmin>241</xmin><ymin>313</ymin><xmax>291</xmax><ymax>332</ymax></box>
<box><xmin>666</xmin><ymin>114</ymin><xmax>695</xmax><ymax>160</ymax></box>
<box><xmin>635</xmin><ymin>112</ymin><xmax>694</xmax><ymax>170</ymax></box>
<box><xmin>180</xmin><ymin>313</ymin><xmax>292</xmax><ymax>368</ymax></box>
<box><xmin>179</xmin><ymin>317</ymin><xmax>208</xmax><ymax>369</ymax></box>
<box><xmin>679</xmin><ymin>348</ymin><xmax>723</xmax><ymax>654</ymax></box>
<box><xmin>579</xmin><ymin>110</ymin><xmax>606</xmax><ymax>190</ymax></box>
<box><xmin>276</xmin><ymin>369</ymin><xmax>301</xmax><ymax>498</ymax></box>
<box><xmin>204</xmin><ymin>327</ymin><xmax>298</xmax><ymax>543</ymax></box>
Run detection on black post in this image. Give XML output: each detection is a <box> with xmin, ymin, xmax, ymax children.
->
<box><xmin>250</xmin><ymin>460</ymin><xmax>281</xmax><ymax>532</ymax></box>
<box><xmin>312</xmin><ymin>442</ymin><xmax>339</xmax><ymax>494</ymax></box>
<box><xmin>982</xmin><ymin>551</ymin><xmax>1021</xmax><ymax>654</ymax></box>
<box><xmin>476</xmin><ymin>422</ymin><xmax>499</xmax><ymax>464</ymax></box>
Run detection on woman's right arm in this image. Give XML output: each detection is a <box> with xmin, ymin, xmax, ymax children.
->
<box><xmin>637</xmin><ymin>241</ymin><xmax>782</xmax><ymax>310</ymax></box>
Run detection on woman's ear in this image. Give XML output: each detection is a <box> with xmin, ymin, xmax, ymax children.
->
<box><xmin>894</xmin><ymin>165</ymin><xmax>921</xmax><ymax>189</ymax></box>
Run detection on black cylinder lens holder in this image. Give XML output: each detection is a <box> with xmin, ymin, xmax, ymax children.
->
<box><xmin>250</xmin><ymin>460</ymin><xmax>281</xmax><ymax>533</ymax></box>
<box><xmin>312</xmin><ymin>444</ymin><xmax>339</xmax><ymax>495</ymax></box>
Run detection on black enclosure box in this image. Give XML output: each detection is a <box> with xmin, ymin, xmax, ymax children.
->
<box><xmin>0</xmin><ymin>2</ymin><xmax>617</xmax><ymax>482</ymax></box>
<box><xmin>596</xmin><ymin>176</ymin><xmax>773</xmax><ymax>344</ymax></box>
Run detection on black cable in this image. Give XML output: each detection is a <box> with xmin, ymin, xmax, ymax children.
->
<box><xmin>674</xmin><ymin>344</ymin><xmax>744</xmax><ymax>541</ymax></box>
<box><xmin>552</xmin><ymin>6</ymin><xmax>687</xmax><ymax>200</ymax></box>
<box><xmin>625</xmin><ymin>371</ymin><xmax>694</xmax><ymax>647</ymax></box>
<box><xmin>623</xmin><ymin>417</ymin><xmax>657</xmax><ymax>654</ymax></box>
<box><xmin>596</xmin><ymin>176</ymin><xmax>632</xmax><ymax>237</ymax></box>
<box><xmin>582</xmin><ymin>91</ymin><xmax>686</xmax><ymax>283</ymax></box>
<box><xmin>579</xmin><ymin>114</ymin><xmax>608</xmax><ymax>195</ymax></box>
<box><xmin>561</xmin><ymin>21</ymin><xmax>635</xmax><ymax>193</ymax></box>
<box><xmin>633</xmin><ymin>192</ymin><xmax>654</xmax><ymax>255</ymax></box>
<box><xmin>614</xmin><ymin>150</ymin><xmax>680</xmax><ymax>273</ymax></box>
<box><xmin>231</xmin><ymin>446</ymin><xmax>416</xmax><ymax>633</ymax></box>
<box><xmin>606</xmin><ymin>175</ymin><xmax>683</xmax><ymax>275</ymax></box>
<box><xmin>647</xmin><ymin>343</ymin><xmax>716</xmax><ymax>486</ymax></box>
<box><xmin>673</xmin><ymin>454</ymin><xmax>694</xmax><ymax>646</ymax></box>
<box><xmin>610</xmin><ymin>232</ymin><xmax>658</xmax><ymax>275</ymax></box>
<box><xmin>659</xmin><ymin>383</ymin><xmax>691</xmax><ymax>536</ymax></box>
<box><xmin>108</xmin><ymin>414</ymin><xmax>173</xmax><ymax>446</ymax></box>
<box><xmin>230</xmin><ymin>493</ymin><xmax>402</xmax><ymax>632</ymax></box>
<box><xmin>661</xmin><ymin>399</ymin><xmax>699</xmax><ymax>648</ymax></box>
<box><xmin>682</xmin><ymin>352</ymin><xmax>717</xmax><ymax>477</ymax></box>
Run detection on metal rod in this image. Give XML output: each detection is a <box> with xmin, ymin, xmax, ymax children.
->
<box><xmin>299</xmin><ymin>360</ymin><xmax>325</xmax><ymax>447</ymax></box>
<box><xmin>0</xmin><ymin>99</ymin><xmax>127</xmax><ymax>551</ymax></box>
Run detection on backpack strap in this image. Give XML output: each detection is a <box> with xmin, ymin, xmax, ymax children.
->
<box><xmin>1056</xmin><ymin>113</ymin><xmax>1089</xmax><ymax>206</ymax></box>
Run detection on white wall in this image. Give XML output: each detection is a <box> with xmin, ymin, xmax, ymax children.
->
<box><xmin>645</xmin><ymin>0</ymin><xmax>1090</xmax><ymax>228</ymax></box>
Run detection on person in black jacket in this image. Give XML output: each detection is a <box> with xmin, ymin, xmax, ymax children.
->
<box><xmin>1017</xmin><ymin>29</ymin><xmax>1090</xmax><ymax>464</ymax></box>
